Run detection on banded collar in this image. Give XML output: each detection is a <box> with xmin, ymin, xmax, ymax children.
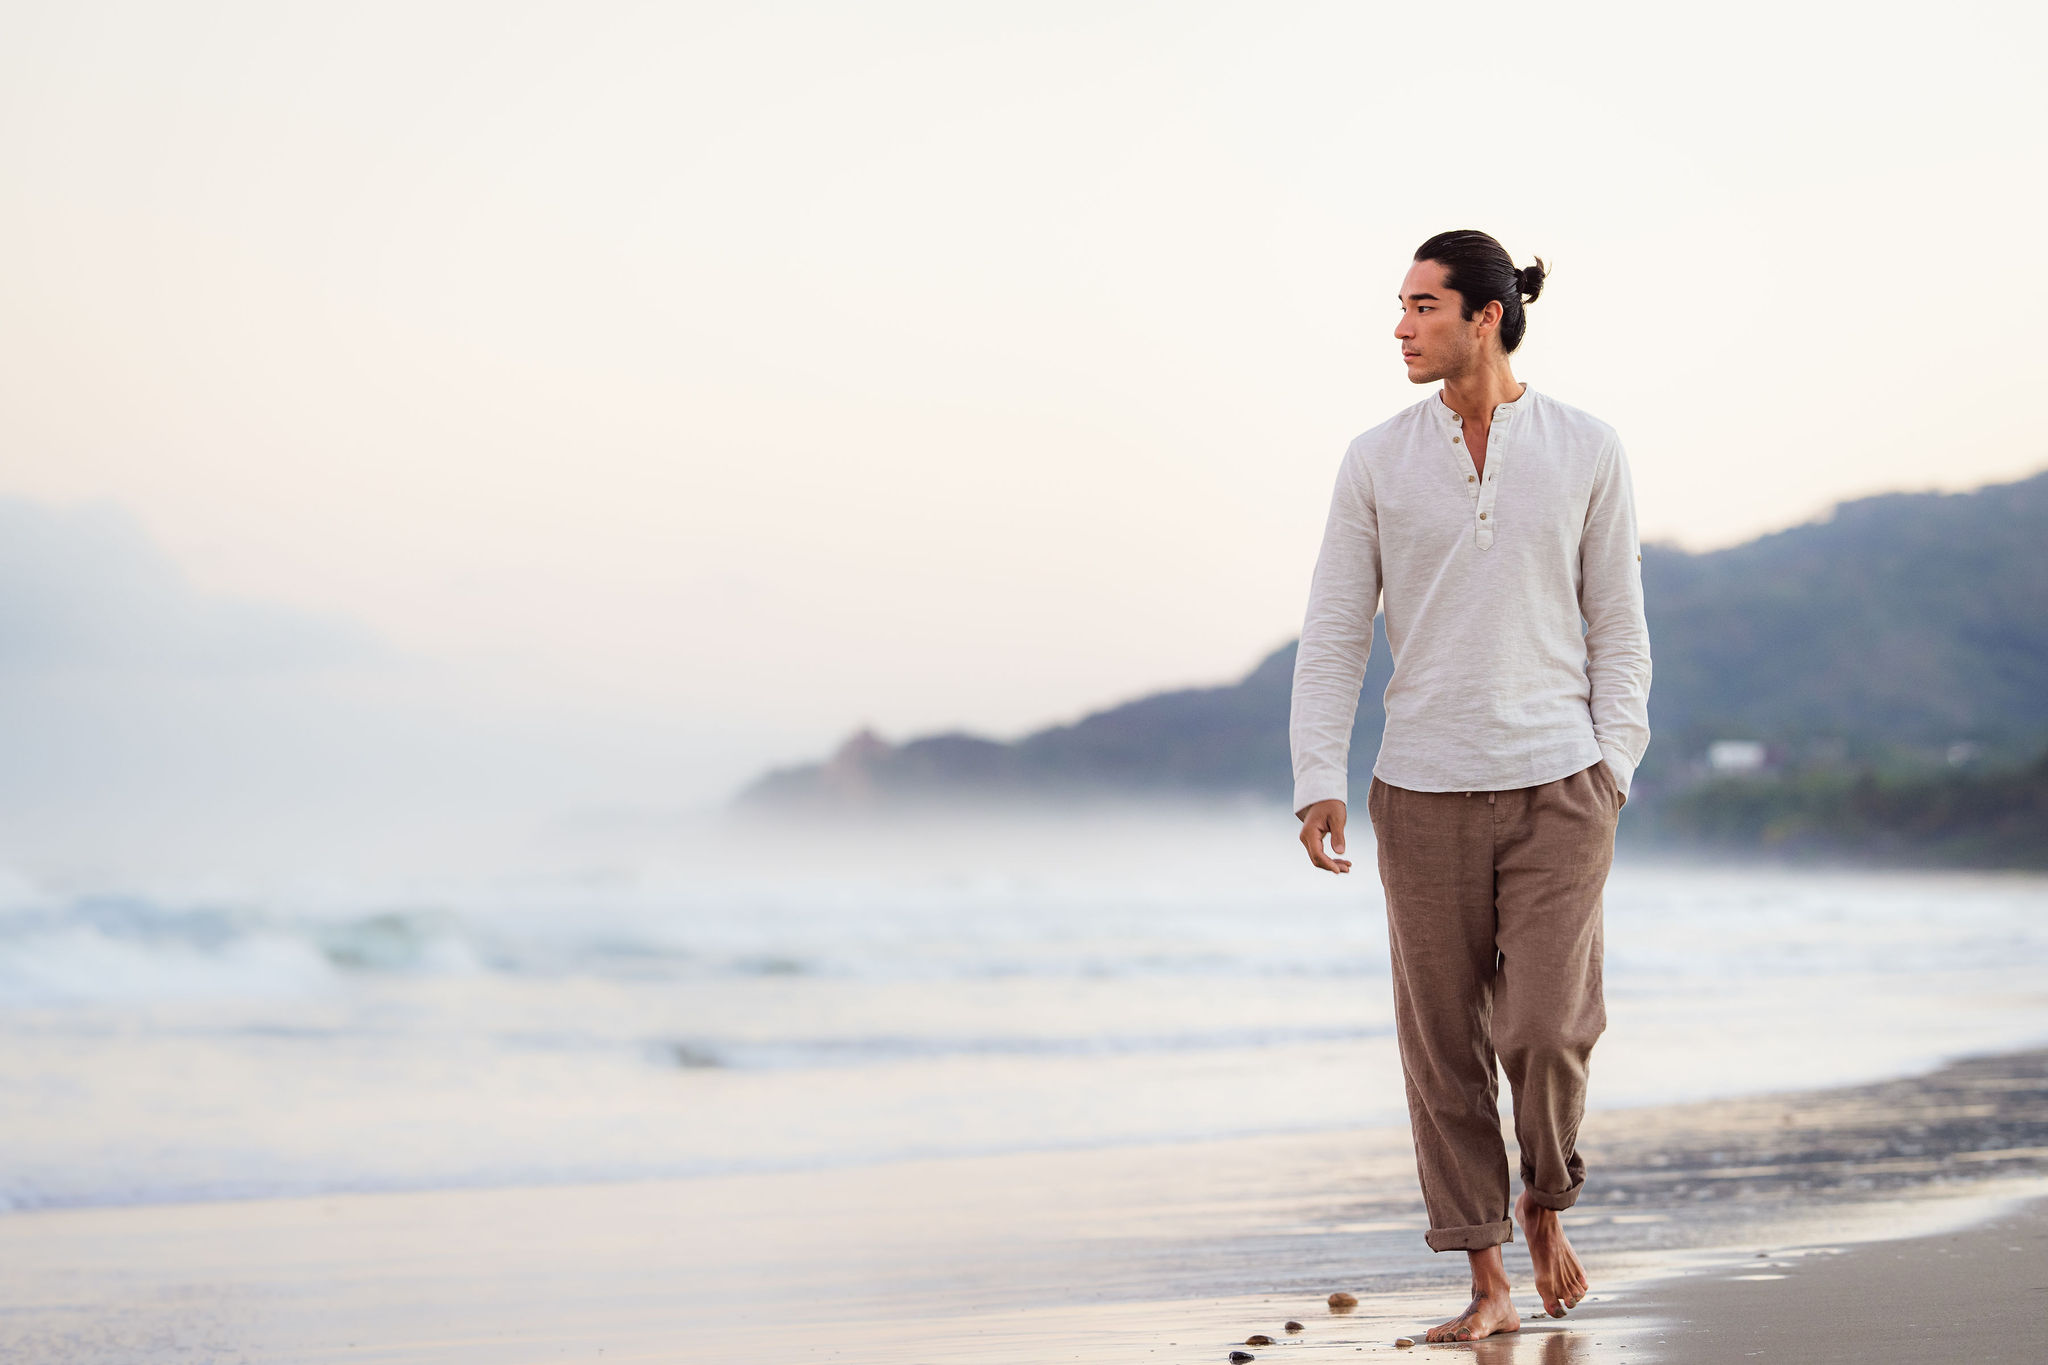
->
<box><xmin>1432</xmin><ymin>382</ymin><xmax>1534</xmax><ymax>430</ymax></box>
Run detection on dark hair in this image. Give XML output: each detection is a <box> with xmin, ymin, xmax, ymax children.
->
<box><xmin>1413</xmin><ymin>230</ymin><xmax>1546</xmax><ymax>354</ymax></box>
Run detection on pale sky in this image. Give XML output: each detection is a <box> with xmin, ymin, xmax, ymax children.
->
<box><xmin>3</xmin><ymin>0</ymin><xmax>2044</xmax><ymax>802</ymax></box>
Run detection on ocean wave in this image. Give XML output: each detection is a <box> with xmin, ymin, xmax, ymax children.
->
<box><xmin>0</xmin><ymin>888</ymin><xmax>1389</xmax><ymax>1007</ymax></box>
<box><xmin>645</xmin><ymin>1022</ymin><xmax>1396</xmax><ymax>1070</ymax></box>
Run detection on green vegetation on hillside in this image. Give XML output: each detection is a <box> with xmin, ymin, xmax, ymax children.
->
<box><xmin>1639</xmin><ymin>747</ymin><xmax>2048</xmax><ymax>868</ymax></box>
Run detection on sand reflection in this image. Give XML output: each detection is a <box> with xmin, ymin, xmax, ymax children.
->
<box><xmin>1446</xmin><ymin>1327</ymin><xmax>1594</xmax><ymax>1364</ymax></box>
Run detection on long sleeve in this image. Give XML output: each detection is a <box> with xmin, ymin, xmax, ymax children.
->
<box><xmin>1579</xmin><ymin>435</ymin><xmax>1652</xmax><ymax>797</ymax></box>
<box><xmin>1289</xmin><ymin>445</ymin><xmax>1382</xmax><ymax>816</ymax></box>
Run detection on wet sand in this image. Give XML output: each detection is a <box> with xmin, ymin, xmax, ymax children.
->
<box><xmin>1609</xmin><ymin>1186</ymin><xmax>2048</xmax><ymax>1364</ymax></box>
<box><xmin>2</xmin><ymin>1047</ymin><xmax>2044</xmax><ymax>1362</ymax></box>
<box><xmin>866</xmin><ymin>1181</ymin><xmax>2048</xmax><ymax>1363</ymax></box>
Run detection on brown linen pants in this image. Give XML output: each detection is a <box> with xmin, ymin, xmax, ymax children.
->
<box><xmin>1366</xmin><ymin>760</ymin><xmax>1623</xmax><ymax>1252</ymax></box>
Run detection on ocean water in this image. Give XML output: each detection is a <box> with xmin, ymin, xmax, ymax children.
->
<box><xmin>2</xmin><ymin>807</ymin><xmax>2045</xmax><ymax>1212</ymax></box>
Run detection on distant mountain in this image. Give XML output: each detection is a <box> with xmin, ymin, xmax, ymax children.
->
<box><xmin>736</xmin><ymin>468</ymin><xmax>2048</xmax><ymax>811</ymax></box>
<box><xmin>739</xmin><ymin>632</ymin><xmax>1388</xmax><ymax>809</ymax></box>
<box><xmin>1639</xmin><ymin>466</ymin><xmax>2048</xmax><ymax>770</ymax></box>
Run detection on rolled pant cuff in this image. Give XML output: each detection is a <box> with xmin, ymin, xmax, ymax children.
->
<box><xmin>1522</xmin><ymin>1181</ymin><xmax>1584</xmax><ymax>1213</ymax></box>
<box><xmin>1424</xmin><ymin>1218</ymin><xmax>1514</xmax><ymax>1252</ymax></box>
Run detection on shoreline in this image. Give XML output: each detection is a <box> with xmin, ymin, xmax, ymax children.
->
<box><xmin>8</xmin><ymin>1032</ymin><xmax>2042</xmax><ymax>1221</ymax></box>
<box><xmin>2</xmin><ymin>1047</ymin><xmax>2044</xmax><ymax>1361</ymax></box>
<box><xmin>827</xmin><ymin>1178</ymin><xmax>2048</xmax><ymax>1364</ymax></box>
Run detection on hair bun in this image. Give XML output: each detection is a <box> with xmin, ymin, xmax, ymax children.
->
<box><xmin>1411</xmin><ymin>231</ymin><xmax>1543</xmax><ymax>353</ymax></box>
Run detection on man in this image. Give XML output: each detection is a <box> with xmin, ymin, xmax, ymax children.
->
<box><xmin>1288</xmin><ymin>229</ymin><xmax>1651</xmax><ymax>1344</ymax></box>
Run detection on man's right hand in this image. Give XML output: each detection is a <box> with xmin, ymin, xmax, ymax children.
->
<box><xmin>1297</xmin><ymin>799</ymin><xmax>1351</xmax><ymax>874</ymax></box>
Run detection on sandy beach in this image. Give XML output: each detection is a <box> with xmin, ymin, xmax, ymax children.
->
<box><xmin>4</xmin><ymin>1045</ymin><xmax>2043</xmax><ymax>1362</ymax></box>
<box><xmin>1610</xmin><ymin>1187</ymin><xmax>2048</xmax><ymax>1363</ymax></box>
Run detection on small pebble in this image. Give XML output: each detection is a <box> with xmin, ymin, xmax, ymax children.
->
<box><xmin>1245</xmin><ymin>1336</ymin><xmax>1274</xmax><ymax>1346</ymax></box>
<box><xmin>1395</xmin><ymin>1338</ymin><xmax>1415</xmax><ymax>1348</ymax></box>
<box><xmin>1284</xmin><ymin>1321</ymin><xmax>1305</xmax><ymax>1333</ymax></box>
<box><xmin>1230</xmin><ymin>1353</ymin><xmax>1255</xmax><ymax>1363</ymax></box>
<box><xmin>1328</xmin><ymin>1291</ymin><xmax>1359</xmax><ymax>1309</ymax></box>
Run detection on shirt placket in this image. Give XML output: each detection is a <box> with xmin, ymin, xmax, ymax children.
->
<box><xmin>1444</xmin><ymin>408</ymin><xmax>1505</xmax><ymax>550</ymax></box>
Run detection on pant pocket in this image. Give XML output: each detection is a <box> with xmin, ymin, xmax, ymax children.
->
<box><xmin>1598</xmin><ymin>760</ymin><xmax>1626</xmax><ymax>809</ymax></box>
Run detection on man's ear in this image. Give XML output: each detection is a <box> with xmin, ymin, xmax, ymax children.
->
<box><xmin>1479</xmin><ymin>299</ymin><xmax>1503</xmax><ymax>336</ymax></box>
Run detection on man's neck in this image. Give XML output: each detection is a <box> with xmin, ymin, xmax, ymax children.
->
<box><xmin>1438</xmin><ymin>362</ymin><xmax>1526</xmax><ymax>430</ymax></box>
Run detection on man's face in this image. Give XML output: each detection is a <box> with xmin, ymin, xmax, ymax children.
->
<box><xmin>1393</xmin><ymin>259</ymin><xmax>1499</xmax><ymax>384</ymax></box>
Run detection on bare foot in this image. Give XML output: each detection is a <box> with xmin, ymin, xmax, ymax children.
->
<box><xmin>1424</xmin><ymin>1287</ymin><xmax>1520</xmax><ymax>1343</ymax></box>
<box><xmin>1515</xmin><ymin>1189</ymin><xmax>1590</xmax><ymax>1317</ymax></box>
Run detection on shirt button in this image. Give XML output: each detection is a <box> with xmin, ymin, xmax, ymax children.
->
<box><xmin>1452</xmin><ymin>436</ymin><xmax>1462</xmax><ymax>444</ymax></box>
<box><xmin>1479</xmin><ymin>511</ymin><xmax>1488</xmax><ymax>519</ymax></box>
<box><xmin>1467</xmin><ymin>474</ymin><xmax>1475</xmax><ymax>482</ymax></box>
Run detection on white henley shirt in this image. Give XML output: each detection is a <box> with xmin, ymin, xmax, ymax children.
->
<box><xmin>1288</xmin><ymin>383</ymin><xmax>1652</xmax><ymax>816</ymax></box>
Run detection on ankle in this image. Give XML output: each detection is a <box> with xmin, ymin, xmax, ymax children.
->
<box><xmin>1465</xmin><ymin>1251</ymin><xmax>1512</xmax><ymax>1297</ymax></box>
